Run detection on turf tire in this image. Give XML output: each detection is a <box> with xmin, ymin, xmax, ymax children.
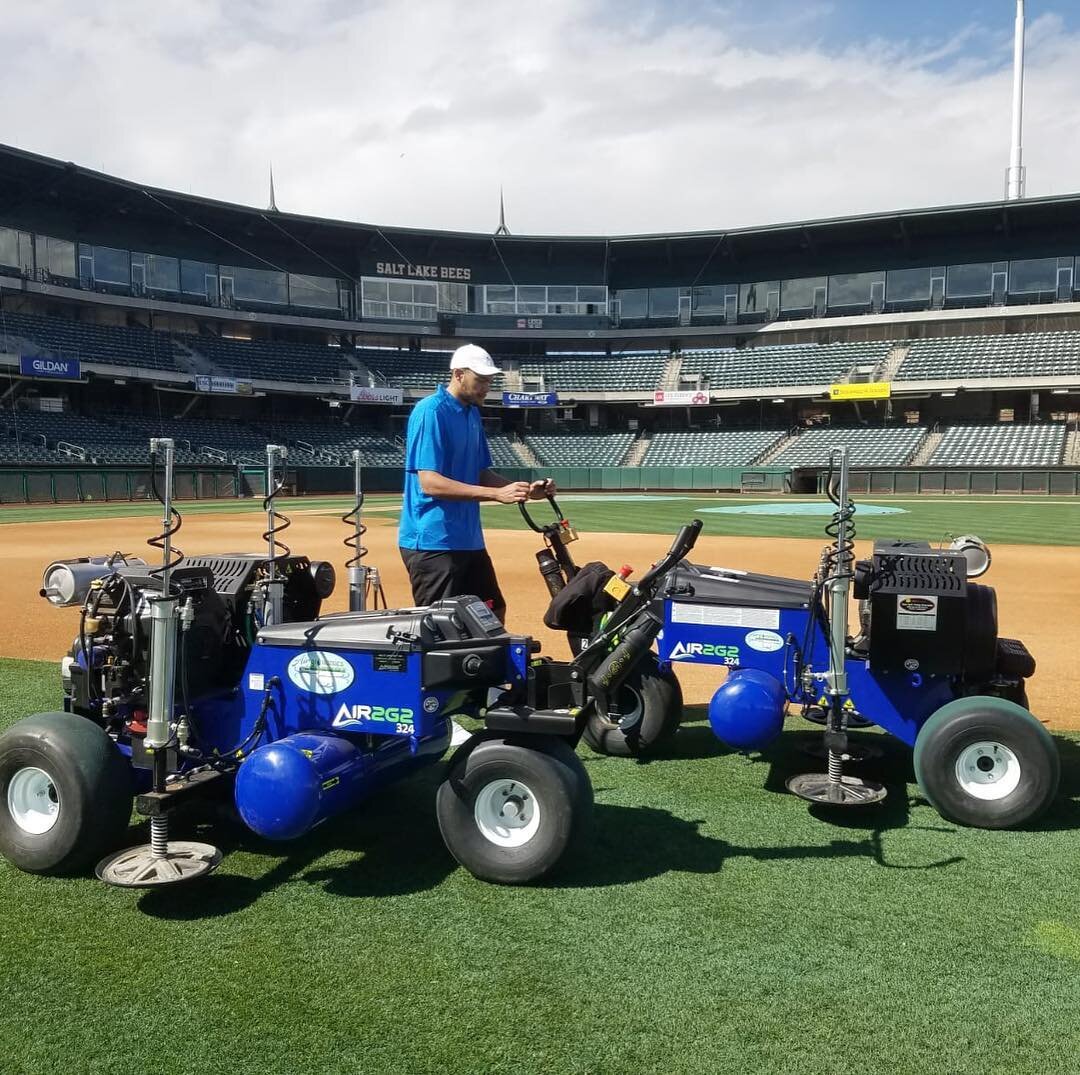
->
<box><xmin>913</xmin><ymin>695</ymin><xmax>1058</xmax><ymax>829</ymax></box>
<box><xmin>436</xmin><ymin>736</ymin><xmax>588</xmax><ymax>884</ymax></box>
<box><xmin>0</xmin><ymin>712</ymin><xmax>133</xmax><ymax>874</ymax></box>
<box><xmin>582</xmin><ymin>660</ymin><xmax>683</xmax><ymax>757</ymax></box>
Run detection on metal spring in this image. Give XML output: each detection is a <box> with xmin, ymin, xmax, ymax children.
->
<box><xmin>147</xmin><ymin>453</ymin><xmax>184</xmax><ymax>582</ymax></box>
<box><xmin>150</xmin><ymin>815</ymin><xmax>169</xmax><ymax>857</ymax></box>
<box><xmin>342</xmin><ymin>494</ymin><xmax>366</xmax><ymax>569</ymax></box>
<box><xmin>263</xmin><ymin>475</ymin><xmax>291</xmax><ymax>563</ymax></box>
<box><xmin>828</xmin><ymin>748</ymin><xmax>843</xmax><ymax>783</ymax></box>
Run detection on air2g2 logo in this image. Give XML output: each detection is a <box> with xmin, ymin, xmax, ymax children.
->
<box><xmin>668</xmin><ymin>641</ymin><xmax>740</xmax><ymax>666</ymax></box>
<box><xmin>334</xmin><ymin>703</ymin><xmax>415</xmax><ymax>735</ymax></box>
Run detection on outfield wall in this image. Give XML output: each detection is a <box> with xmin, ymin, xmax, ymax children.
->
<box><xmin>4</xmin><ymin>463</ymin><xmax>1080</xmax><ymax>504</ymax></box>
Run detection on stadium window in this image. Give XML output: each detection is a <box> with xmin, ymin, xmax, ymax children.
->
<box><xmin>692</xmin><ymin>285</ymin><xmax>726</xmax><ymax>316</ymax></box>
<box><xmin>1008</xmin><ymin>258</ymin><xmax>1057</xmax><ymax>294</ymax></box>
<box><xmin>649</xmin><ymin>288</ymin><xmax>678</xmax><ymax>318</ymax></box>
<box><xmin>483</xmin><ymin>284</ymin><xmax>515</xmax><ymax>313</ymax></box>
<box><xmin>228</xmin><ymin>265</ymin><xmax>287</xmax><ymax>304</ymax></box>
<box><xmin>827</xmin><ymin>270</ymin><xmax>883</xmax><ymax>308</ymax></box>
<box><xmin>145</xmin><ymin>254</ymin><xmax>179</xmax><ymax>293</ymax></box>
<box><xmin>885</xmin><ymin>267</ymin><xmax>931</xmax><ymax>304</ymax></box>
<box><xmin>577</xmin><ymin>286</ymin><xmax>607</xmax><ymax>304</ymax></box>
<box><xmin>945</xmin><ymin>263</ymin><xmax>992</xmax><ymax>299</ymax></box>
<box><xmin>0</xmin><ymin>227</ymin><xmax>18</xmax><ymax>269</ymax></box>
<box><xmin>739</xmin><ymin>280</ymin><xmax>778</xmax><ymax>315</ymax></box>
<box><xmin>517</xmin><ymin>284</ymin><xmax>546</xmax><ymax>315</ymax></box>
<box><xmin>288</xmin><ymin>273</ymin><xmax>339</xmax><ymax>309</ymax></box>
<box><xmin>43</xmin><ymin>238</ymin><xmax>76</xmax><ymax>279</ymax></box>
<box><xmin>780</xmin><ymin>277</ymin><xmax>826</xmax><ymax>312</ymax></box>
<box><xmin>181</xmin><ymin>260</ymin><xmax>216</xmax><ymax>296</ymax></box>
<box><xmin>437</xmin><ymin>282</ymin><xmax>468</xmax><ymax>313</ymax></box>
<box><xmin>616</xmin><ymin>289</ymin><xmax>648</xmax><ymax>319</ymax></box>
<box><xmin>92</xmin><ymin>245</ymin><xmax>130</xmax><ymax>286</ymax></box>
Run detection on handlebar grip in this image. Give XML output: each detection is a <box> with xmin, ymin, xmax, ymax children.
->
<box><xmin>668</xmin><ymin>518</ymin><xmax>703</xmax><ymax>559</ymax></box>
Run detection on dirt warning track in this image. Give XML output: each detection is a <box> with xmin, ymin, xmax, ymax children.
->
<box><xmin>2</xmin><ymin>511</ymin><xmax>1077</xmax><ymax>729</ymax></box>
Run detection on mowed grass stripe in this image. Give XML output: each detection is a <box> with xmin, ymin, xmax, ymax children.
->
<box><xmin>1</xmin><ymin>656</ymin><xmax>1079</xmax><ymax>1074</ymax></box>
<box><xmin>3</xmin><ymin>493</ymin><xmax>1079</xmax><ymax>545</ymax></box>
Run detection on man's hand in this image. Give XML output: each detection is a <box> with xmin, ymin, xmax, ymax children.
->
<box><xmin>527</xmin><ymin>478</ymin><xmax>556</xmax><ymax>500</ymax></box>
<box><xmin>494</xmin><ymin>481</ymin><xmax>532</xmax><ymax>504</ymax></box>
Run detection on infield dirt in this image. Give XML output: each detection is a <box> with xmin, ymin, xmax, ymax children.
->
<box><xmin>2</xmin><ymin>510</ymin><xmax>1077</xmax><ymax>729</ymax></box>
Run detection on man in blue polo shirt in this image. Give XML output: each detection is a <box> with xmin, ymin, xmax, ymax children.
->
<box><xmin>399</xmin><ymin>344</ymin><xmax>554</xmax><ymax>622</ymax></box>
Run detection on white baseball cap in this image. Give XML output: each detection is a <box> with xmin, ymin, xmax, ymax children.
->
<box><xmin>449</xmin><ymin>343</ymin><xmax>501</xmax><ymax>377</ymax></box>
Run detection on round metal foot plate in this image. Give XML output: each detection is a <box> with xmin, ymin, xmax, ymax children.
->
<box><xmin>95</xmin><ymin>841</ymin><xmax>223</xmax><ymax>887</ymax></box>
<box><xmin>786</xmin><ymin>773</ymin><xmax>887</xmax><ymax>806</ymax></box>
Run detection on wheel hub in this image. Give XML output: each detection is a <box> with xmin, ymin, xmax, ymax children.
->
<box><xmin>474</xmin><ymin>779</ymin><xmax>540</xmax><ymax>847</ymax></box>
<box><xmin>7</xmin><ymin>766</ymin><xmax>61</xmax><ymax>835</ymax></box>
<box><xmin>955</xmin><ymin>740</ymin><xmax>1021</xmax><ymax>801</ymax></box>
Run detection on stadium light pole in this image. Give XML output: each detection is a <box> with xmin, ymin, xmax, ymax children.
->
<box><xmin>1006</xmin><ymin>0</ymin><xmax>1026</xmax><ymax>200</ymax></box>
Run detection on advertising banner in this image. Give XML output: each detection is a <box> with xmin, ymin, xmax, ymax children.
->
<box><xmin>651</xmin><ymin>389</ymin><xmax>710</xmax><ymax>406</ymax></box>
<box><xmin>349</xmin><ymin>384</ymin><xmax>405</xmax><ymax>405</ymax></box>
<box><xmin>502</xmin><ymin>391</ymin><xmax>558</xmax><ymax>407</ymax></box>
<box><xmin>195</xmin><ymin>375</ymin><xmax>254</xmax><ymax>395</ymax></box>
<box><xmin>829</xmin><ymin>381</ymin><xmax>891</xmax><ymax>401</ymax></box>
<box><xmin>20</xmin><ymin>355</ymin><xmax>81</xmax><ymax>380</ymax></box>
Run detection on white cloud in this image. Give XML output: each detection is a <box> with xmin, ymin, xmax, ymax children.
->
<box><xmin>6</xmin><ymin>1</ymin><xmax>1079</xmax><ymax>234</ymax></box>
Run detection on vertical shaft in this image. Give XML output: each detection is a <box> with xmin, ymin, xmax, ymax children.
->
<box><xmin>349</xmin><ymin>449</ymin><xmax>367</xmax><ymax>611</ymax></box>
<box><xmin>1007</xmin><ymin>0</ymin><xmax>1026</xmax><ymax>200</ymax></box>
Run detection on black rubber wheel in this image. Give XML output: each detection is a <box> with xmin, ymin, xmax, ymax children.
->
<box><xmin>582</xmin><ymin>659</ymin><xmax>683</xmax><ymax>757</ymax></box>
<box><xmin>913</xmin><ymin>696</ymin><xmax>1058</xmax><ymax>829</ymax></box>
<box><xmin>0</xmin><ymin>712</ymin><xmax>133</xmax><ymax>874</ymax></box>
<box><xmin>436</xmin><ymin>736</ymin><xmax>588</xmax><ymax>884</ymax></box>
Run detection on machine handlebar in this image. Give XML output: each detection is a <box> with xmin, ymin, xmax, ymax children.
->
<box><xmin>635</xmin><ymin>518</ymin><xmax>703</xmax><ymax>591</ymax></box>
<box><xmin>518</xmin><ymin>491</ymin><xmax>564</xmax><ymax>533</ymax></box>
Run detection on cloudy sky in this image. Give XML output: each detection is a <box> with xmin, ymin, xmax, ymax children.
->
<box><xmin>6</xmin><ymin>1</ymin><xmax>1080</xmax><ymax>235</ymax></box>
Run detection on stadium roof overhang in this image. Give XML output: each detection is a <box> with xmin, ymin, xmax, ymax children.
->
<box><xmin>3</xmin><ymin>142</ymin><xmax>1080</xmax><ymax>286</ymax></box>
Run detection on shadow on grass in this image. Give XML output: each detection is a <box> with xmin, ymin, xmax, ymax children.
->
<box><xmin>139</xmin><ymin>767</ymin><xmax>456</xmax><ymax>919</ymax></box>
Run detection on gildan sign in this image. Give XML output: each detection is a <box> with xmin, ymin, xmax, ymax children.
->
<box><xmin>20</xmin><ymin>356</ymin><xmax>81</xmax><ymax>380</ymax></box>
<box><xmin>375</xmin><ymin>262</ymin><xmax>472</xmax><ymax>281</ymax></box>
<box><xmin>350</xmin><ymin>384</ymin><xmax>405</xmax><ymax>405</ymax></box>
<box><xmin>652</xmin><ymin>389</ymin><xmax>710</xmax><ymax>406</ymax></box>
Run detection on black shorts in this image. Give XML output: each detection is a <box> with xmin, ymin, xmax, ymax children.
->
<box><xmin>399</xmin><ymin>548</ymin><xmax>507</xmax><ymax>622</ymax></box>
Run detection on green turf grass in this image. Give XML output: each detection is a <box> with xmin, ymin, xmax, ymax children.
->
<box><xmin>2</xmin><ymin>656</ymin><xmax>1078</xmax><ymax>1074</ymax></box>
<box><xmin>4</xmin><ymin>492</ymin><xmax>1080</xmax><ymax>546</ymax></box>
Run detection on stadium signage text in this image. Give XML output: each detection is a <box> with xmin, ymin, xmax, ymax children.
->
<box><xmin>651</xmin><ymin>389</ymin><xmax>710</xmax><ymax>406</ymax></box>
<box><xmin>829</xmin><ymin>381</ymin><xmax>891</xmax><ymax>401</ymax></box>
<box><xmin>375</xmin><ymin>262</ymin><xmax>472</xmax><ymax>281</ymax></box>
<box><xmin>195</xmin><ymin>375</ymin><xmax>253</xmax><ymax>395</ymax></box>
<box><xmin>350</xmin><ymin>384</ymin><xmax>405</xmax><ymax>405</ymax></box>
<box><xmin>502</xmin><ymin>392</ymin><xmax>558</xmax><ymax>408</ymax></box>
<box><xmin>20</xmin><ymin>356</ymin><xmax>81</xmax><ymax>380</ymax></box>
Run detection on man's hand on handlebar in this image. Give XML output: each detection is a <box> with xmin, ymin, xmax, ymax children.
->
<box><xmin>495</xmin><ymin>481</ymin><xmax>532</xmax><ymax>504</ymax></box>
<box><xmin>527</xmin><ymin>478</ymin><xmax>557</xmax><ymax>500</ymax></box>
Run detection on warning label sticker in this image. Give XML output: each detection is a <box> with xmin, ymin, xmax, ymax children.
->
<box><xmin>670</xmin><ymin>604</ymin><xmax>780</xmax><ymax>630</ymax></box>
<box><xmin>896</xmin><ymin>594</ymin><xmax>938</xmax><ymax>632</ymax></box>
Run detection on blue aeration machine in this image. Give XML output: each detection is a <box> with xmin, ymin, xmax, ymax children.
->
<box><xmin>529</xmin><ymin>448</ymin><xmax>1059</xmax><ymax>830</ymax></box>
<box><xmin>0</xmin><ymin>441</ymin><xmax>703</xmax><ymax>888</ymax></box>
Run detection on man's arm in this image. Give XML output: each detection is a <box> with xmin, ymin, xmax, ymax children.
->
<box><xmin>480</xmin><ymin>471</ymin><xmax>558</xmax><ymax>500</ymax></box>
<box><xmin>418</xmin><ymin>470</ymin><xmax>530</xmax><ymax>504</ymax></box>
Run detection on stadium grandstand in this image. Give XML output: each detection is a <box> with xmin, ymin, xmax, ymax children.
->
<box><xmin>2</xmin><ymin>141</ymin><xmax>1080</xmax><ymax>502</ymax></box>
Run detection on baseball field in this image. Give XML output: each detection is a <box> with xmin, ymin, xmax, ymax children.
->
<box><xmin>1</xmin><ymin>492</ymin><xmax>1078</xmax><ymax>1073</ymax></box>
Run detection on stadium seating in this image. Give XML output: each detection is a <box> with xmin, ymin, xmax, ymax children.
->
<box><xmin>525</xmin><ymin>432</ymin><xmax>634</xmax><ymax>466</ymax></box>
<box><xmin>486</xmin><ymin>433</ymin><xmax>522</xmax><ymax>468</ymax></box>
<box><xmin>642</xmin><ymin>430</ymin><xmax>786</xmax><ymax>466</ymax></box>
<box><xmin>0</xmin><ymin>310</ymin><xmax>179</xmax><ymax>372</ymax></box>
<box><xmin>897</xmin><ymin>332</ymin><xmax>1080</xmax><ymax>381</ymax></box>
<box><xmin>518</xmin><ymin>352</ymin><xmax>667</xmax><ymax>392</ymax></box>
<box><xmin>359</xmin><ymin>351</ymin><xmax>451</xmax><ymax>389</ymax></box>
<box><xmin>927</xmin><ymin>424</ymin><xmax>1066</xmax><ymax>467</ymax></box>
<box><xmin>681</xmin><ymin>341</ymin><xmax>891</xmax><ymax>389</ymax></box>
<box><xmin>772</xmin><ymin>426</ymin><xmax>928</xmax><ymax>467</ymax></box>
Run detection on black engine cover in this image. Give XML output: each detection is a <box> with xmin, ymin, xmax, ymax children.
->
<box><xmin>867</xmin><ymin>540</ymin><xmax>973</xmax><ymax>677</ymax></box>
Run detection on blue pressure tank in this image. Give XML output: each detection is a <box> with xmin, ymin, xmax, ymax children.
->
<box><xmin>708</xmin><ymin>669</ymin><xmax>786</xmax><ymax>752</ymax></box>
<box><xmin>235</xmin><ymin>724</ymin><xmax>450</xmax><ymax>840</ymax></box>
